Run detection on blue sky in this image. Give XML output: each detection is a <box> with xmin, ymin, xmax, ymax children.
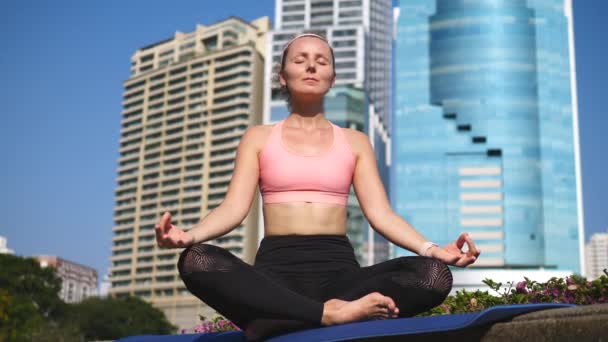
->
<box><xmin>1</xmin><ymin>0</ymin><xmax>606</xmax><ymax>282</ymax></box>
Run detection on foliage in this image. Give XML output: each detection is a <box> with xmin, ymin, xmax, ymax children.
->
<box><xmin>181</xmin><ymin>313</ymin><xmax>241</xmax><ymax>333</ymax></box>
<box><xmin>0</xmin><ymin>254</ymin><xmax>176</xmax><ymax>341</ymax></box>
<box><xmin>419</xmin><ymin>269</ymin><xmax>608</xmax><ymax>316</ymax></box>
<box><xmin>0</xmin><ymin>254</ymin><xmax>65</xmax><ymax>318</ymax></box>
<box><xmin>70</xmin><ymin>296</ymin><xmax>177</xmax><ymax>340</ymax></box>
<box><xmin>0</xmin><ymin>254</ymin><xmax>73</xmax><ymax>341</ymax></box>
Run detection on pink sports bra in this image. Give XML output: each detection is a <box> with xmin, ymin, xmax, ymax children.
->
<box><xmin>258</xmin><ymin>119</ymin><xmax>356</xmax><ymax>206</ymax></box>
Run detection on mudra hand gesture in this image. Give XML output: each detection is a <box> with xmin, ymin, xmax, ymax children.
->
<box><xmin>428</xmin><ymin>232</ymin><xmax>481</xmax><ymax>267</ymax></box>
<box><xmin>155</xmin><ymin>211</ymin><xmax>195</xmax><ymax>248</ymax></box>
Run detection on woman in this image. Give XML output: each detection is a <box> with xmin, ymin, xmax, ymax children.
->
<box><xmin>155</xmin><ymin>33</ymin><xmax>481</xmax><ymax>340</ymax></box>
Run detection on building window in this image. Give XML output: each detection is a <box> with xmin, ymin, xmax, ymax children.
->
<box><xmin>180</xmin><ymin>41</ymin><xmax>196</xmax><ymax>51</ymax></box>
<box><xmin>202</xmin><ymin>36</ymin><xmax>218</xmax><ymax>51</ymax></box>
<box><xmin>140</xmin><ymin>54</ymin><xmax>154</xmax><ymax>63</ymax></box>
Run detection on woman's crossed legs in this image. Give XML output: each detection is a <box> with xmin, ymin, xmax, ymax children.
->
<box><xmin>177</xmin><ymin>244</ymin><xmax>453</xmax><ymax>340</ymax></box>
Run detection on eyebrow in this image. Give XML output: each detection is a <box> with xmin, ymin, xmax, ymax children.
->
<box><xmin>291</xmin><ymin>52</ymin><xmax>330</xmax><ymax>59</ymax></box>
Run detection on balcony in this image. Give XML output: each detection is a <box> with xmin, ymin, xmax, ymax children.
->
<box><xmin>212</xmin><ymin>64</ymin><xmax>251</xmax><ymax>80</ymax></box>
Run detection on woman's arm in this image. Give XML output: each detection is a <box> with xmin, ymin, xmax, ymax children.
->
<box><xmin>350</xmin><ymin>130</ymin><xmax>480</xmax><ymax>265</ymax></box>
<box><xmin>350</xmin><ymin>129</ymin><xmax>433</xmax><ymax>255</ymax></box>
<box><xmin>186</xmin><ymin>125</ymin><xmax>262</xmax><ymax>244</ymax></box>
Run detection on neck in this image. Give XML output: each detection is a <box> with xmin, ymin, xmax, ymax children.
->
<box><xmin>287</xmin><ymin>98</ymin><xmax>328</xmax><ymax>129</ymax></box>
<box><xmin>287</xmin><ymin>112</ymin><xmax>328</xmax><ymax>129</ymax></box>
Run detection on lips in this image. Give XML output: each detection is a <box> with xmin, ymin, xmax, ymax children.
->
<box><xmin>303</xmin><ymin>77</ymin><xmax>319</xmax><ymax>82</ymax></box>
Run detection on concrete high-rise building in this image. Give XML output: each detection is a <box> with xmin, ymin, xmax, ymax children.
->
<box><xmin>394</xmin><ymin>0</ymin><xmax>583</xmax><ymax>290</ymax></box>
<box><xmin>585</xmin><ymin>230</ymin><xmax>608</xmax><ymax>280</ymax></box>
<box><xmin>262</xmin><ymin>0</ymin><xmax>394</xmax><ymax>265</ymax></box>
<box><xmin>36</xmin><ymin>256</ymin><xmax>98</xmax><ymax>303</ymax></box>
<box><xmin>110</xmin><ymin>16</ymin><xmax>270</xmax><ymax>330</ymax></box>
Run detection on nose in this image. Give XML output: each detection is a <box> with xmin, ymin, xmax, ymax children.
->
<box><xmin>306</xmin><ymin>61</ymin><xmax>316</xmax><ymax>72</ymax></box>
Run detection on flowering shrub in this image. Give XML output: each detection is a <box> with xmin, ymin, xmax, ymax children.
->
<box><xmin>419</xmin><ymin>269</ymin><xmax>608</xmax><ymax>316</ymax></box>
<box><xmin>181</xmin><ymin>313</ymin><xmax>241</xmax><ymax>334</ymax></box>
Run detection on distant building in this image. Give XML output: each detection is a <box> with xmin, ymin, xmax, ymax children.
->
<box><xmin>99</xmin><ymin>271</ymin><xmax>112</xmax><ymax>297</ymax></box>
<box><xmin>111</xmin><ymin>15</ymin><xmax>270</xmax><ymax>331</ymax></box>
<box><xmin>35</xmin><ymin>256</ymin><xmax>98</xmax><ymax>303</ymax></box>
<box><xmin>585</xmin><ymin>230</ymin><xmax>608</xmax><ymax>280</ymax></box>
<box><xmin>393</xmin><ymin>0</ymin><xmax>584</xmax><ymax>294</ymax></box>
<box><xmin>0</xmin><ymin>235</ymin><xmax>14</xmax><ymax>255</ymax></box>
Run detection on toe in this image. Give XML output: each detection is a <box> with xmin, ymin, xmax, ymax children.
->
<box><xmin>381</xmin><ymin>296</ymin><xmax>396</xmax><ymax>310</ymax></box>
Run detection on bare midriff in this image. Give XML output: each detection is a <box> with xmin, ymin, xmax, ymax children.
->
<box><xmin>263</xmin><ymin>202</ymin><xmax>347</xmax><ymax>236</ymax></box>
<box><xmin>257</xmin><ymin>121</ymin><xmax>353</xmax><ymax>236</ymax></box>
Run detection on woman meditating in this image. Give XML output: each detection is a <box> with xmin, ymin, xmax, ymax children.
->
<box><xmin>155</xmin><ymin>33</ymin><xmax>481</xmax><ymax>340</ymax></box>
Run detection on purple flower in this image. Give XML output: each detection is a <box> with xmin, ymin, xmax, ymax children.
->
<box><xmin>516</xmin><ymin>281</ymin><xmax>528</xmax><ymax>294</ymax></box>
<box><xmin>564</xmin><ymin>291</ymin><xmax>575</xmax><ymax>304</ymax></box>
<box><xmin>194</xmin><ymin>322</ymin><xmax>215</xmax><ymax>333</ymax></box>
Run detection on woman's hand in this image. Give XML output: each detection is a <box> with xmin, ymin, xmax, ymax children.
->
<box><xmin>427</xmin><ymin>232</ymin><xmax>481</xmax><ymax>267</ymax></box>
<box><xmin>155</xmin><ymin>211</ymin><xmax>195</xmax><ymax>248</ymax></box>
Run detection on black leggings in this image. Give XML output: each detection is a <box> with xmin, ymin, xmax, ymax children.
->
<box><xmin>177</xmin><ymin>234</ymin><xmax>453</xmax><ymax>340</ymax></box>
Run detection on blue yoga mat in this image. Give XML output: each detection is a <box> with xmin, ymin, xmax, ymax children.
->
<box><xmin>117</xmin><ymin>303</ymin><xmax>573</xmax><ymax>342</ymax></box>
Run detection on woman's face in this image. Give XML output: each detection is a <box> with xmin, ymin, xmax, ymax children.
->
<box><xmin>279</xmin><ymin>36</ymin><xmax>336</xmax><ymax>100</ymax></box>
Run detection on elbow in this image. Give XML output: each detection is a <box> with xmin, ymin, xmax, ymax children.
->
<box><xmin>220</xmin><ymin>200</ymin><xmax>250</xmax><ymax>226</ymax></box>
<box><xmin>367</xmin><ymin>206</ymin><xmax>395</xmax><ymax>231</ymax></box>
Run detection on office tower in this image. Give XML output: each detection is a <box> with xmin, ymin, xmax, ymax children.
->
<box><xmin>585</xmin><ymin>230</ymin><xmax>608</xmax><ymax>280</ymax></box>
<box><xmin>263</xmin><ymin>0</ymin><xmax>394</xmax><ymax>265</ymax></box>
<box><xmin>36</xmin><ymin>256</ymin><xmax>98</xmax><ymax>303</ymax></box>
<box><xmin>394</xmin><ymin>0</ymin><xmax>583</xmax><ymax>283</ymax></box>
<box><xmin>110</xmin><ymin>16</ymin><xmax>270</xmax><ymax>330</ymax></box>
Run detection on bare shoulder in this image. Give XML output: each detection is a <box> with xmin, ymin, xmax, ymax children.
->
<box><xmin>340</xmin><ymin>127</ymin><xmax>371</xmax><ymax>158</ymax></box>
<box><xmin>241</xmin><ymin>123</ymin><xmax>274</xmax><ymax>155</ymax></box>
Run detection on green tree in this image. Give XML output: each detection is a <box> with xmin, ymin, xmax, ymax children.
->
<box><xmin>71</xmin><ymin>296</ymin><xmax>177</xmax><ymax>340</ymax></box>
<box><xmin>0</xmin><ymin>254</ymin><xmax>65</xmax><ymax>318</ymax></box>
<box><xmin>0</xmin><ymin>254</ymin><xmax>75</xmax><ymax>341</ymax></box>
<box><xmin>0</xmin><ymin>288</ymin><xmax>43</xmax><ymax>342</ymax></box>
<box><xmin>1</xmin><ymin>254</ymin><xmax>177</xmax><ymax>341</ymax></box>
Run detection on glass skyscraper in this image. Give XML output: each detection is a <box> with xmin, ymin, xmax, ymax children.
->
<box><xmin>393</xmin><ymin>0</ymin><xmax>583</xmax><ymax>275</ymax></box>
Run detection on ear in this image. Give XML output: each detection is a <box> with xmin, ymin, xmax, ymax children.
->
<box><xmin>331</xmin><ymin>73</ymin><xmax>336</xmax><ymax>88</ymax></box>
<box><xmin>279</xmin><ymin>70</ymin><xmax>287</xmax><ymax>87</ymax></box>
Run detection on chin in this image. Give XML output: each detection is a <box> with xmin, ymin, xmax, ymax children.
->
<box><xmin>294</xmin><ymin>88</ymin><xmax>331</xmax><ymax>98</ymax></box>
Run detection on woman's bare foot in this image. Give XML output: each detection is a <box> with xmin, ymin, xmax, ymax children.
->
<box><xmin>321</xmin><ymin>292</ymin><xmax>400</xmax><ymax>326</ymax></box>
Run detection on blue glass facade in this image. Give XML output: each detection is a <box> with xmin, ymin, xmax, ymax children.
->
<box><xmin>326</xmin><ymin>86</ymin><xmax>392</xmax><ymax>264</ymax></box>
<box><xmin>326</xmin><ymin>86</ymin><xmax>369</xmax><ymax>263</ymax></box>
<box><xmin>393</xmin><ymin>0</ymin><xmax>581</xmax><ymax>272</ymax></box>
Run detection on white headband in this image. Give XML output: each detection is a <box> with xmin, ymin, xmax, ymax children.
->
<box><xmin>280</xmin><ymin>33</ymin><xmax>332</xmax><ymax>66</ymax></box>
<box><xmin>281</xmin><ymin>33</ymin><xmax>329</xmax><ymax>52</ymax></box>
